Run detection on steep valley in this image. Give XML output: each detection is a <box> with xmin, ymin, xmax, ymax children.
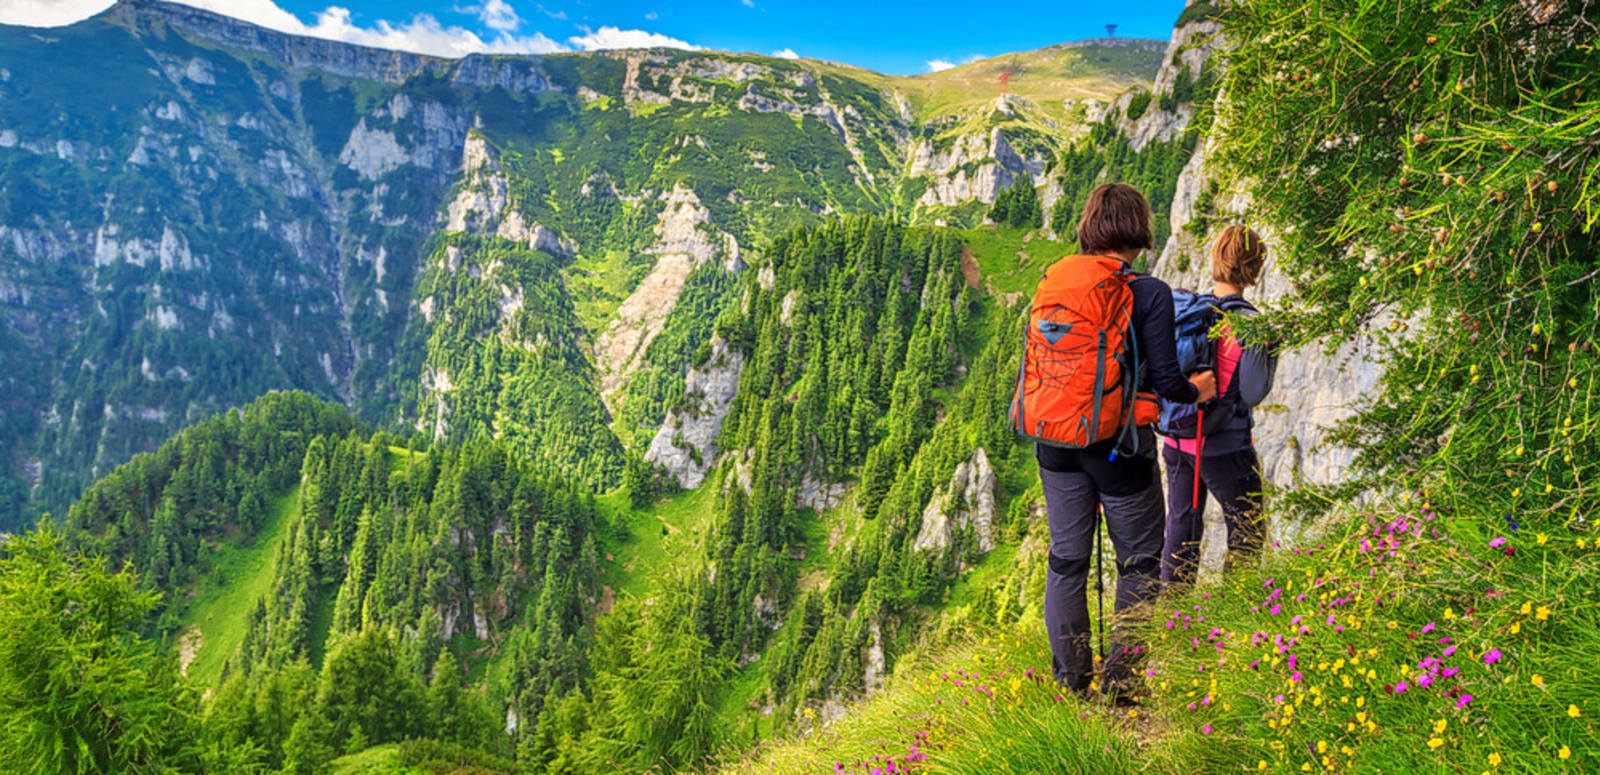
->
<box><xmin>0</xmin><ymin>0</ymin><xmax>1169</xmax><ymax>529</ymax></box>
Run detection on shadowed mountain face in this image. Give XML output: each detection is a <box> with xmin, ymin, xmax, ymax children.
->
<box><xmin>0</xmin><ymin>0</ymin><xmax>1161</xmax><ymax>528</ymax></box>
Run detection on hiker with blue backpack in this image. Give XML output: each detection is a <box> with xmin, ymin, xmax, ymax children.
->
<box><xmin>1010</xmin><ymin>182</ymin><xmax>1216</xmax><ymax>704</ymax></box>
<box><xmin>1156</xmin><ymin>225</ymin><xmax>1279</xmax><ymax>585</ymax></box>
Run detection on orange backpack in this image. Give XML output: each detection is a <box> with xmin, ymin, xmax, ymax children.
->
<box><xmin>1009</xmin><ymin>255</ymin><xmax>1156</xmax><ymax>449</ymax></box>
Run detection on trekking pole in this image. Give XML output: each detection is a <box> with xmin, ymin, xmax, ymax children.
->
<box><xmin>1194</xmin><ymin>409</ymin><xmax>1206</xmax><ymax>512</ymax></box>
<box><xmin>1095</xmin><ymin>503</ymin><xmax>1105</xmax><ymax>661</ymax></box>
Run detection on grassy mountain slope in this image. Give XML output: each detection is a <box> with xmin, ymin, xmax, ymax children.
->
<box><xmin>177</xmin><ymin>485</ymin><xmax>300</xmax><ymax>688</ymax></box>
<box><xmin>716</xmin><ymin>493</ymin><xmax>1600</xmax><ymax>773</ymax></box>
<box><xmin>890</xmin><ymin>39</ymin><xmax>1164</xmax><ymax>122</ymax></box>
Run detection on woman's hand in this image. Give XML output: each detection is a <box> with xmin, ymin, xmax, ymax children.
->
<box><xmin>1190</xmin><ymin>369</ymin><xmax>1217</xmax><ymax>402</ymax></box>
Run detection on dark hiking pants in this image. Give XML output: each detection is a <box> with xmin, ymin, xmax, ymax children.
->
<box><xmin>1161</xmin><ymin>445</ymin><xmax>1265</xmax><ymax>585</ymax></box>
<box><xmin>1039</xmin><ymin>463</ymin><xmax>1164</xmax><ymax>695</ymax></box>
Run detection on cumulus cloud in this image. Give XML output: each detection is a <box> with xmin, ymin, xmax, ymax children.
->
<box><xmin>567</xmin><ymin>26</ymin><xmax>700</xmax><ymax>51</ymax></box>
<box><xmin>741</xmin><ymin>0</ymin><xmax>755</xmax><ymax>6</ymax></box>
<box><xmin>306</xmin><ymin>6</ymin><xmax>568</xmax><ymax>56</ymax></box>
<box><xmin>644</xmin><ymin>11</ymin><xmax>659</xmax><ymax>20</ymax></box>
<box><xmin>771</xmin><ymin>48</ymin><xmax>799</xmax><ymax>59</ymax></box>
<box><xmin>469</xmin><ymin>0</ymin><xmax>521</xmax><ymax>31</ymax></box>
<box><xmin>0</xmin><ymin>0</ymin><xmax>111</xmax><ymax>26</ymax></box>
<box><xmin>0</xmin><ymin>0</ymin><xmax>706</xmax><ymax>57</ymax></box>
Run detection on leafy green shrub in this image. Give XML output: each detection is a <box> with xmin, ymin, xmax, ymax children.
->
<box><xmin>1126</xmin><ymin>90</ymin><xmax>1154</xmax><ymax>120</ymax></box>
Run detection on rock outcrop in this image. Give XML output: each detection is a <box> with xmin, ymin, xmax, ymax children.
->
<box><xmin>912</xmin><ymin>448</ymin><xmax>999</xmax><ymax>562</ymax></box>
<box><xmin>595</xmin><ymin>185</ymin><xmax>741</xmax><ymax>405</ymax></box>
<box><xmin>1145</xmin><ymin>3</ymin><xmax>1383</xmax><ymax>557</ymax></box>
<box><xmin>644</xmin><ymin>338</ymin><xmax>745</xmax><ymax>489</ymax></box>
<box><xmin>910</xmin><ymin>127</ymin><xmax>1048</xmax><ymax>209</ymax></box>
<box><xmin>1120</xmin><ymin>16</ymin><xmax>1224</xmax><ymax>150</ymax></box>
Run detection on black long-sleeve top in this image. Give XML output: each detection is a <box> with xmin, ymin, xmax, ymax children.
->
<box><xmin>1035</xmin><ymin>270</ymin><xmax>1199</xmax><ymax>488</ymax></box>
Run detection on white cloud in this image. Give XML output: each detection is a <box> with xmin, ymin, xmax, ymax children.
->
<box><xmin>568</xmin><ymin>25</ymin><xmax>699</xmax><ymax>51</ymax></box>
<box><xmin>771</xmin><ymin>48</ymin><xmax>799</xmax><ymax>60</ymax></box>
<box><xmin>924</xmin><ymin>53</ymin><xmax>988</xmax><ymax>73</ymax></box>
<box><xmin>303</xmin><ymin>6</ymin><xmax>567</xmax><ymax>56</ymax></box>
<box><xmin>0</xmin><ymin>0</ymin><xmax>109</xmax><ymax>26</ymax></box>
<box><xmin>740</xmin><ymin>0</ymin><xmax>755</xmax><ymax>6</ymax></box>
<box><xmin>644</xmin><ymin>11</ymin><xmax>659</xmax><ymax>20</ymax></box>
<box><xmin>472</xmin><ymin>0</ymin><xmax>521</xmax><ymax>31</ymax></box>
<box><xmin>0</xmin><ymin>0</ymin><xmax>708</xmax><ymax>57</ymax></box>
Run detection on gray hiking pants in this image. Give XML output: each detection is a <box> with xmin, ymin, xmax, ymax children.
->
<box><xmin>1039</xmin><ymin>463</ymin><xmax>1164</xmax><ymax>693</ymax></box>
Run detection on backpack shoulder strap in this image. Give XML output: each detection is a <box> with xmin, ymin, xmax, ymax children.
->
<box><xmin>1216</xmin><ymin>294</ymin><xmax>1257</xmax><ymax>314</ymax></box>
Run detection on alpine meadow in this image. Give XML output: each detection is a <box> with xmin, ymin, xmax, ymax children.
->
<box><xmin>1</xmin><ymin>0</ymin><xmax>1597</xmax><ymax>773</ymax></box>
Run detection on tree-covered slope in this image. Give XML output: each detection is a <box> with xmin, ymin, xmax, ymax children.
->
<box><xmin>0</xmin><ymin>0</ymin><xmax>1164</xmax><ymax>532</ymax></box>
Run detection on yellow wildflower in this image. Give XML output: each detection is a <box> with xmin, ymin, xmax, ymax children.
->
<box><xmin>1434</xmin><ymin>719</ymin><xmax>1447</xmax><ymax>734</ymax></box>
<box><xmin>1489</xmin><ymin>752</ymin><xmax>1502</xmax><ymax>766</ymax></box>
<box><xmin>1520</xmin><ymin>601</ymin><xmax>1532</xmax><ymax>615</ymax></box>
<box><xmin>1559</xmin><ymin>745</ymin><xmax>1571</xmax><ymax>760</ymax></box>
<box><xmin>1568</xmin><ymin>704</ymin><xmax>1581</xmax><ymax>718</ymax></box>
<box><xmin>1532</xmin><ymin>674</ymin><xmax>1545</xmax><ymax>688</ymax></box>
<box><xmin>1537</xmin><ymin>533</ymin><xmax>1549</xmax><ymax>545</ymax></box>
<box><xmin>1429</xmin><ymin>738</ymin><xmax>1445</xmax><ymax>750</ymax></box>
<box><xmin>1537</xmin><ymin>606</ymin><xmax>1551</xmax><ymax>621</ymax></box>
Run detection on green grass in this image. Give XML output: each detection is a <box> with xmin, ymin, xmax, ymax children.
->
<box><xmin>328</xmin><ymin>744</ymin><xmax>406</xmax><ymax>775</ymax></box>
<box><xmin>566</xmin><ymin>247</ymin><xmax>636</xmax><ymax>337</ymax></box>
<box><xmin>712</xmin><ymin>622</ymin><xmax>1138</xmax><ymax>774</ymax></box>
<box><xmin>176</xmin><ymin>486</ymin><xmax>300</xmax><ymax>688</ymax></box>
<box><xmin>713</xmin><ymin>492</ymin><xmax>1600</xmax><ymax>774</ymax></box>
<box><xmin>608</xmin><ymin>484</ymin><xmax>718</xmax><ymax>600</ymax></box>
<box><xmin>955</xmin><ymin>224</ymin><xmax>1077</xmax><ymax>296</ymax></box>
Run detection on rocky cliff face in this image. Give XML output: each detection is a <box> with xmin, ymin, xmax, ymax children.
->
<box><xmin>1145</xmin><ymin>5</ymin><xmax>1383</xmax><ymax>552</ymax></box>
<box><xmin>912</xmin><ymin>447</ymin><xmax>999</xmax><ymax>565</ymax></box>
<box><xmin>644</xmin><ymin>337</ymin><xmax>744</xmax><ymax>489</ymax></box>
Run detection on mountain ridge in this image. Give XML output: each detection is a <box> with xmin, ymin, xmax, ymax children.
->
<box><xmin>83</xmin><ymin>0</ymin><xmax>1163</xmax><ymax>90</ymax></box>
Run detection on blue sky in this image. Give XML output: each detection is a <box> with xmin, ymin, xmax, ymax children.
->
<box><xmin>1</xmin><ymin>0</ymin><xmax>1186</xmax><ymax>75</ymax></box>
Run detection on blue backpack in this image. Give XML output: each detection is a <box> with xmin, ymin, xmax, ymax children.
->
<box><xmin>1155</xmin><ymin>290</ymin><xmax>1243</xmax><ymax>439</ymax></box>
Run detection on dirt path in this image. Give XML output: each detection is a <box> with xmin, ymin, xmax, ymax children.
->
<box><xmin>959</xmin><ymin>247</ymin><xmax>982</xmax><ymax>289</ymax></box>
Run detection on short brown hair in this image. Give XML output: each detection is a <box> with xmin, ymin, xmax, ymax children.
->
<box><xmin>1210</xmin><ymin>225</ymin><xmax>1267</xmax><ymax>287</ymax></box>
<box><xmin>1077</xmin><ymin>183</ymin><xmax>1154</xmax><ymax>255</ymax></box>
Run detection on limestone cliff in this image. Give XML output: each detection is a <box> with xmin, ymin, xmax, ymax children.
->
<box><xmin>644</xmin><ymin>338</ymin><xmax>744</xmax><ymax>489</ymax></box>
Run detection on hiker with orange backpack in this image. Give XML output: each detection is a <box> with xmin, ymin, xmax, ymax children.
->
<box><xmin>1010</xmin><ymin>182</ymin><xmax>1216</xmax><ymax>703</ymax></box>
<box><xmin>1157</xmin><ymin>226</ymin><xmax>1278</xmax><ymax>586</ymax></box>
